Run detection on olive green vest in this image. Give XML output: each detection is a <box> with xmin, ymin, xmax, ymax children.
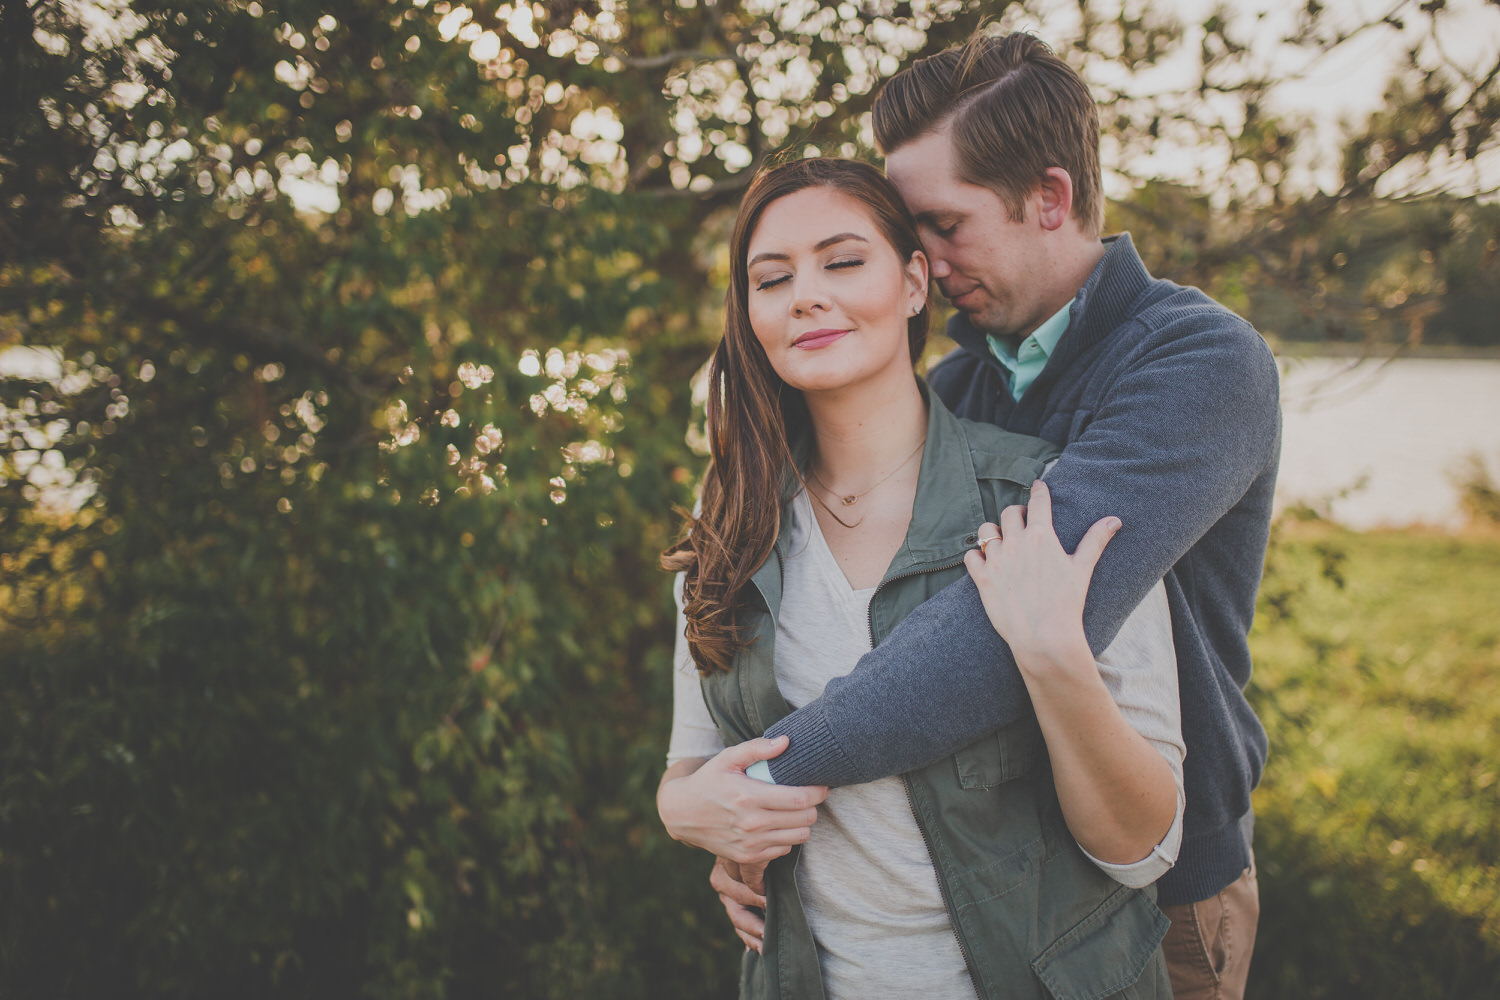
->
<box><xmin>701</xmin><ymin>391</ymin><xmax>1171</xmax><ymax>1000</ymax></box>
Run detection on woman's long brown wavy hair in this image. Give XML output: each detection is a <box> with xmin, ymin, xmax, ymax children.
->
<box><xmin>662</xmin><ymin>157</ymin><xmax>930</xmax><ymax>674</ymax></box>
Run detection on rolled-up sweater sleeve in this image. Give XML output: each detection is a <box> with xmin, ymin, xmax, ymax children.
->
<box><xmin>1077</xmin><ymin>581</ymin><xmax>1184</xmax><ymax>887</ymax></box>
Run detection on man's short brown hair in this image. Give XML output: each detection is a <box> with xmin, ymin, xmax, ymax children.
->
<box><xmin>873</xmin><ymin>31</ymin><xmax>1104</xmax><ymax>237</ymax></box>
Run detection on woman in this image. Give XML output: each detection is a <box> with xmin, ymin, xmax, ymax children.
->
<box><xmin>658</xmin><ymin>157</ymin><xmax>1182</xmax><ymax>1000</ymax></box>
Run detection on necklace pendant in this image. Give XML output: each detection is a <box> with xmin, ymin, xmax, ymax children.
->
<box><xmin>840</xmin><ymin>495</ymin><xmax>858</xmax><ymax>506</ymax></box>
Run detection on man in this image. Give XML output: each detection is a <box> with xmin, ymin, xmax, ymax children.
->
<box><xmin>710</xmin><ymin>30</ymin><xmax>1280</xmax><ymax>1000</ymax></box>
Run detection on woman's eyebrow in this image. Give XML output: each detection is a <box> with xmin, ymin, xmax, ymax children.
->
<box><xmin>748</xmin><ymin>232</ymin><xmax>871</xmax><ymax>266</ymax></box>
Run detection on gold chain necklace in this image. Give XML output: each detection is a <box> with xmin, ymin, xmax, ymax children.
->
<box><xmin>809</xmin><ymin>435</ymin><xmax>926</xmax><ymax>508</ymax></box>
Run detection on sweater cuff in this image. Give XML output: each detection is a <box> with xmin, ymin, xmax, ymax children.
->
<box><xmin>763</xmin><ymin>708</ymin><xmax>862</xmax><ymax>787</ymax></box>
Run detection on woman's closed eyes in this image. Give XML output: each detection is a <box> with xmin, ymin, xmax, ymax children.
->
<box><xmin>753</xmin><ymin>257</ymin><xmax>866</xmax><ymax>291</ymax></box>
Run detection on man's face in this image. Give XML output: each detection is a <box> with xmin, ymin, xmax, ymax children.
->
<box><xmin>884</xmin><ymin>124</ymin><xmax>1052</xmax><ymax>340</ymax></box>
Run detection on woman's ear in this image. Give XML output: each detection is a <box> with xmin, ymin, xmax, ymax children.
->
<box><xmin>905</xmin><ymin>249</ymin><xmax>930</xmax><ymax>314</ymax></box>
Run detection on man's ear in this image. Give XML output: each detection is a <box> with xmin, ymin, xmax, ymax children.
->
<box><xmin>1035</xmin><ymin>167</ymin><xmax>1074</xmax><ymax>232</ymax></box>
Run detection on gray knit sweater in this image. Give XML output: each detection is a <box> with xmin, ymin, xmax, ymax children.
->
<box><xmin>762</xmin><ymin>233</ymin><xmax>1280</xmax><ymax>907</ymax></box>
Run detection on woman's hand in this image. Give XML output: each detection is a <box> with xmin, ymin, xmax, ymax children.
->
<box><xmin>657</xmin><ymin>735</ymin><xmax>829</xmax><ymax>866</ymax></box>
<box><xmin>962</xmin><ymin>479</ymin><xmax>1119</xmax><ymax>667</ymax></box>
<box><xmin>963</xmin><ymin>480</ymin><xmax>1176</xmax><ymax>866</ymax></box>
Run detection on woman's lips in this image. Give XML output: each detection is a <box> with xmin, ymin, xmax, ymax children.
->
<box><xmin>792</xmin><ymin>328</ymin><xmax>850</xmax><ymax>349</ymax></box>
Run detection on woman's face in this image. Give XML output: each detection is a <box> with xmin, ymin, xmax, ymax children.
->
<box><xmin>744</xmin><ymin>187</ymin><xmax>928</xmax><ymax>398</ymax></box>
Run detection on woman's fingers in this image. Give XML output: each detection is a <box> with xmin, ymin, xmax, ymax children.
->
<box><xmin>1027</xmin><ymin>478</ymin><xmax>1053</xmax><ymax>526</ymax></box>
<box><xmin>999</xmin><ymin>501</ymin><xmax>1027</xmax><ymax>538</ymax></box>
<box><xmin>719</xmin><ymin>815</ymin><xmax>817</xmax><ymax>865</ymax></box>
<box><xmin>963</xmin><ymin>546</ymin><xmax>988</xmax><ymax>577</ymax></box>
<box><xmin>657</xmin><ymin>740</ymin><xmax>828</xmax><ymax>864</ymax></box>
<box><xmin>730</xmin><ymin>803</ymin><xmax>820</xmax><ymax>839</ymax></box>
<box><xmin>1073</xmin><ymin>515</ymin><xmax>1122</xmax><ymax>575</ymax></box>
<box><xmin>718</xmin><ymin>734</ymin><xmax>790</xmax><ymax>771</ymax></box>
<box><xmin>704</xmin><ymin>740</ymin><xmax>828</xmax><ymax>862</ymax></box>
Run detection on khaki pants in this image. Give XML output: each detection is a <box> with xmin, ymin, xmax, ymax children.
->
<box><xmin>1160</xmin><ymin>862</ymin><xmax>1260</xmax><ymax>1000</ymax></box>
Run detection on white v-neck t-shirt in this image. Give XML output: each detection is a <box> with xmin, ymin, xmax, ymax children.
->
<box><xmin>668</xmin><ymin>490</ymin><xmax>1184</xmax><ymax>998</ymax></box>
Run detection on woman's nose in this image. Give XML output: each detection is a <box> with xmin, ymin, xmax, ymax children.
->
<box><xmin>790</xmin><ymin>277</ymin><xmax>827</xmax><ymax>316</ymax></box>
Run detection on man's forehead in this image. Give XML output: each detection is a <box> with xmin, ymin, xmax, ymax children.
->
<box><xmin>884</xmin><ymin>131</ymin><xmax>971</xmax><ymax>208</ymax></box>
<box><xmin>888</xmin><ymin>170</ymin><xmax>974</xmax><ymax>219</ymax></box>
<box><xmin>900</xmin><ymin>183</ymin><xmax>966</xmax><ymax>216</ymax></box>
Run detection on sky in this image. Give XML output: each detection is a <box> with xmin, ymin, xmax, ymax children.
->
<box><xmin>1075</xmin><ymin>0</ymin><xmax>1500</xmax><ymax>199</ymax></box>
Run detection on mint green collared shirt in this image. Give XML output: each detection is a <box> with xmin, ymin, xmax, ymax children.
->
<box><xmin>986</xmin><ymin>302</ymin><xmax>1071</xmax><ymax>401</ymax></box>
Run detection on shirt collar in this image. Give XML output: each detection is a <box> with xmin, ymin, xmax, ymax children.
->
<box><xmin>989</xmin><ymin>301</ymin><xmax>1070</xmax><ymax>368</ymax></box>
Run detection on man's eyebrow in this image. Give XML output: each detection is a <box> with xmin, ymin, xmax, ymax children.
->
<box><xmin>748</xmin><ymin>232</ymin><xmax>871</xmax><ymax>266</ymax></box>
<box><xmin>913</xmin><ymin>210</ymin><xmax>956</xmax><ymax>228</ymax></box>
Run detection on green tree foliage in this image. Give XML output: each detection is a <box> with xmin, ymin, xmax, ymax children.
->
<box><xmin>2</xmin><ymin>1</ymin><xmax>1498</xmax><ymax>996</ymax></box>
<box><xmin>1248</xmin><ymin>525</ymin><xmax>1500</xmax><ymax>998</ymax></box>
<box><xmin>1452</xmin><ymin>451</ymin><xmax>1500</xmax><ymax>525</ymax></box>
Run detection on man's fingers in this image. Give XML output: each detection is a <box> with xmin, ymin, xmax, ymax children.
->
<box><xmin>723</xmin><ymin>898</ymin><xmax>766</xmax><ymax>952</ymax></box>
<box><xmin>740</xmin><ymin>859</ymin><xmax>769</xmax><ymax>895</ymax></box>
<box><xmin>733</xmin><ymin>924</ymin><xmax>764</xmax><ymax>953</ymax></box>
<box><xmin>711</xmin><ymin>856</ymin><xmax>765</xmax><ymax>909</ymax></box>
<box><xmin>1074</xmin><ymin>515</ymin><xmax>1122</xmax><ymax>574</ymax></box>
<box><xmin>711</xmin><ymin>857</ymin><xmax>766</xmax><ymax>953</ymax></box>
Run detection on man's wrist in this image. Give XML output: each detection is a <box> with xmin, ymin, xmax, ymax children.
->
<box><xmin>745</xmin><ymin>760</ymin><xmax>775</xmax><ymax>784</ymax></box>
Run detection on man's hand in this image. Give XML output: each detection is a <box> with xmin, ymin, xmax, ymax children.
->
<box><xmin>711</xmin><ymin>856</ymin><xmax>768</xmax><ymax>953</ymax></box>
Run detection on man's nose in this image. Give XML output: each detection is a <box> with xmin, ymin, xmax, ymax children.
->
<box><xmin>929</xmin><ymin>256</ymin><xmax>954</xmax><ymax>279</ymax></box>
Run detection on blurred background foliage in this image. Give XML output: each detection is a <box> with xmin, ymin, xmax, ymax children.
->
<box><xmin>1</xmin><ymin>0</ymin><xmax>1497</xmax><ymax>996</ymax></box>
<box><xmin>1247</xmin><ymin>517</ymin><xmax>1500</xmax><ymax>999</ymax></box>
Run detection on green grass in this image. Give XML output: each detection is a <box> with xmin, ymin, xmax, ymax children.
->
<box><xmin>1247</xmin><ymin>526</ymin><xmax>1500</xmax><ymax>999</ymax></box>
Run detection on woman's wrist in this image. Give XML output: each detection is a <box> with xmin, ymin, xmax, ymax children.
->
<box><xmin>1011</xmin><ymin>632</ymin><xmax>1095</xmax><ymax>683</ymax></box>
<box><xmin>656</xmin><ymin>758</ymin><xmax>707</xmax><ymax>843</ymax></box>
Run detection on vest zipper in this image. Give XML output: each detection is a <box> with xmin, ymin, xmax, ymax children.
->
<box><xmin>901</xmin><ymin>774</ymin><xmax>985</xmax><ymax>1000</ymax></box>
<box><xmin>864</xmin><ymin>557</ymin><xmax>965</xmax><ymax>645</ymax></box>
<box><xmin>870</xmin><ymin>558</ymin><xmax>986</xmax><ymax>1000</ymax></box>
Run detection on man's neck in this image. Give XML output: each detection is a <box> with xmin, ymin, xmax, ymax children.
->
<box><xmin>990</xmin><ymin>236</ymin><xmax>1106</xmax><ymax>347</ymax></box>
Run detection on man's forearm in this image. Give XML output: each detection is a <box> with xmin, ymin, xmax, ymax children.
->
<box><xmin>763</xmin><ymin>575</ymin><xmax>1031</xmax><ymax>786</ymax></box>
<box><xmin>762</xmin><ymin>323</ymin><xmax>1281</xmax><ymax>791</ymax></box>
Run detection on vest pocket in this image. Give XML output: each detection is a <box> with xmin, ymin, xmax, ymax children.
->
<box><xmin>954</xmin><ymin>718</ymin><xmax>1047</xmax><ymax>790</ymax></box>
<box><xmin>1030</xmin><ymin>885</ymin><xmax>1170</xmax><ymax>1000</ymax></box>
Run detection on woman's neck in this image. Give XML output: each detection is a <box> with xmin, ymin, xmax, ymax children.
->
<box><xmin>804</xmin><ymin>375</ymin><xmax>927</xmax><ymax>493</ymax></box>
